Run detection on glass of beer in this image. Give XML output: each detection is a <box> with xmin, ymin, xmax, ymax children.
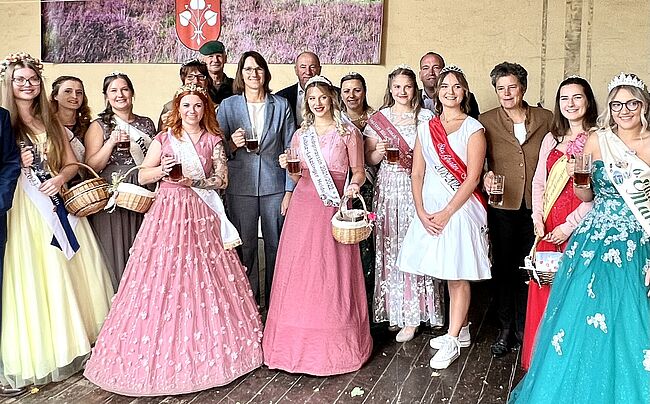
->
<box><xmin>245</xmin><ymin>131</ymin><xmax>259</xmax><ymax>153</ymax></box>
<box><xmin>385</xmin><ymin>141</ymin><xmax>400</xmax><ymax>164</ymax></box>
<box><xmin>573</xmin><ymin>153</ymin><xmax>592</xmax><ymax>189</ymax></box>
<box><xmin>114</xmin><ymin>128</ymin><xmax>130</xmax><ymax>152</ymax></box>
<box><xmin>285</xmin><ymin>148</ymin><xmax>301</xmax><ymax>175</ymax></box>
<box><xmin>164</xmin><ymin>153</ymin><xmax>183</xmax><ymax>181</ymax></box>
<box><xmin>488</xmin><ymin>174</ymin><xmax>505</xmax><ymax>206</ymax></box>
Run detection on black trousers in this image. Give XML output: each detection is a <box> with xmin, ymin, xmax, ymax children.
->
<box><xmin>488</xmin><ymin>204</ymin><xmax>535</xmax><ymax>336</ymax></box>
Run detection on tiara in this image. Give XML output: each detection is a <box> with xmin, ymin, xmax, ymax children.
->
<box><xmin>390</xmin><ymin>64</ymin><xmax>413</xmax><ymax>74</ymax></box>
<box><xmin>608</xmin><ymin>72</ymin><xmax>646</xmax><ymax>92</ymax></box>
<box><xmin>175</xmin><ymin>83</ymin><xmax>208</xmax><ymax>97</ymax></box>
<box><xmin>305</xmin><ymin>75</ymin><xmax>333</xmax><ymax>88</ymax></box>
<box><xmin>106</xmin><ymin>71</ymin><xmax>127</xmax><ymax>78</ymax></box>
<box><xmin>440</xmin><ymin>65</ymin><xmax>464</xmax><ymax>75</ymax></box>
<box><xmin>564</xmin><ymin>74</ymin><xmax>584</xmax><ymax>80</ymax></box>
<box><xmin>0</xmin><ymin>52</ymin><xmax>43</xmax><ymax>80</ymax></box>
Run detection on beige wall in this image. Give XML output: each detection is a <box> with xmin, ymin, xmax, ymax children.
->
<box><xmin>1</xmin><ymin>0</ymin><xmax>648</xmax><ymax>121</ymax></box>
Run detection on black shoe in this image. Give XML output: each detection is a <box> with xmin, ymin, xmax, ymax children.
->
<box><xmin>0</xmin><ymin>385</ymin><xmax>27</xmax><ymax>397</ymax></box>
<box><xmin>490</xmin><ymin>329</ymin><xmax>511</xmax><ymax>357</ymax></box>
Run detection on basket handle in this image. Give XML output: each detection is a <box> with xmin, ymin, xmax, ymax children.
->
<box><xmin>60</xmin><ymin>161</ymin><xmax>103</xmax><ymax>179</ymax></box>
<box><xmin>338</xmin><ymin>193</ymin><xmax>369</xmax><ymax>220</ymax></box>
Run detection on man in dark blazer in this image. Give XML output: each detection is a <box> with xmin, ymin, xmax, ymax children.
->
<box><xmin>0</xmin><ymin>107</ymin><xmax>22</xmax><ymax>396</ymax></box>
<box><xmin>419</xmin><ymin>51</ymin><xmax>480</xmax><ymax>118</ymax></box>
<box><xmin>277</xmin><ymin>51</ymin><xmax>337</xmax><ymax>127</ymax></box>
<box><xmin>217</xmin><ymin>52</ymin><xmax>296</xmax><ymax>307</ymax></box>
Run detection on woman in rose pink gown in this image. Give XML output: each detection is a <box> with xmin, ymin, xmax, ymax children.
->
<box><xmin>84</xmin><ymin>85</ymin><xmax>263</xmax><ymax>396</ymax></box>
<box><xmin>262</xmin><ymin>76</ymin><xmax>373</xmax><ymax>376</ymax></box>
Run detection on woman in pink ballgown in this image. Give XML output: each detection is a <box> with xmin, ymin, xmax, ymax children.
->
<box><xmin>84</xmin><ymin>84</ymin><xmax>263</xmax><ymax>396</ymax></box>
<box><xmin>262</xmin><ymin>76</ymin><xmax>373</xmax><ymax>376</ymax></box>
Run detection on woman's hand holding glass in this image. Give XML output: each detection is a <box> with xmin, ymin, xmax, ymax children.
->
<box><xmin>231</xmin><ymin>128</ymin><xmax>246</xmax><ymax>149</ymax></box>
<box><xmin>20</xmin><ymin>145</ymin><xmax>34</xmax><ymax>168</ymax></box>
<box><xmin>375</xmin><ymin>140</ymin><xmax>389</xmax><ymax>157</ymax></box>
<box><xmin>278</xmin><ymin>152</ymin><xmax>288</xmax><ymax>169</ymax></box>
<box><xmin>160</xmin><ymin>153</ymin><xmax>176</xmax><ymax>177</ymax></box>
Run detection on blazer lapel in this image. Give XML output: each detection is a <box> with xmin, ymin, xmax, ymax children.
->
<box><xmin>238</xmin><ymin>95</ymin><xmax>253</xmax><ymax>136</ymax></box>
<box><xmin>258</xmin><ymin>95</ymin><xmax>275</xmax><ymax>147</ymax></box>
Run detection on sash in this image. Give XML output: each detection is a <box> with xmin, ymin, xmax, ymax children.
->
<box><xmin>300</xmin><ymin>126</ymin><xmax>341</xmax><ymax>207</ymax></box>
<box><xmin>367</xmin><ymin>112</ymin><xmax>413</xmax><ymax>170</ymax></box>
<box><xmin>20</xmin><ymin>169</ymin><xmax>80</xmax><ymax>260</ymax></box>
<box><xmin>429</xmin><ymin>117</ymin><xmax>487</xmax><ymax>209</ymax></box>
<box><xmin>599</xmin><ymin>128</ymin><xmax>650</xmax><ymax>237</ymax></box>
<box><xmin>167</xmin><ymin>130</ymin><xmax>242</xmax><ymax>249</ymax></box>
<box><xmin>114</xmin><ymin>116</ymin><xmax>152</xmax><ymax>165</ymax></box>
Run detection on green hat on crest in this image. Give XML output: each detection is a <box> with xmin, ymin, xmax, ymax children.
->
<box><xmin>199</xmin><ymin>40</ymin><xmax>226</xmax><ymax>55</ymax></box>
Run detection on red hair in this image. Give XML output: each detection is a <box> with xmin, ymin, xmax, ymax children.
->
<box><xmin>167</xmin><ymin>87</ymin><xmax>221</xmax><ymax>138</ymax></box>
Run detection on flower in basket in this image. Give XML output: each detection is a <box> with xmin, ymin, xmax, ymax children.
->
<box><xmin>108</xmin><ymin>170</ymin><xmax>127</xmax><ymax>194</ymax></box>
<box><xmin>367</xmin><ymin>211</ymin><xmax>377</xmax><ymax>222</ymax></box>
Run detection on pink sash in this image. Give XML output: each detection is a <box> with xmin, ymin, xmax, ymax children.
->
<box><xmin>429</xmin><ymin>117</ymin><xmax>487</xmax><ymax>209</ymax></box>
<box><xmin>367</xmin><ymin>112</ymin><xmax>413</xmax><ymax>170</ymax></box>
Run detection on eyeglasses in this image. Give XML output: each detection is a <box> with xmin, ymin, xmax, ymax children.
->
<box><xmin>610</xmin><ymin>99</ymin><xmax>642</xmax><ymax>112</ymax></box>
<box><xmin>186</xmin><ymin>74</ymin><xmax>206</xmax><ymax>81</ymax></box>
<box><xmin>243</xmin><ymin>67</ymin><xmax>264</xmax><ymax>75</ymax></box>
<box><xmin>12</xmin><ymin>76</ymin><xmax>41</xmax><ymax>86</ymax></box>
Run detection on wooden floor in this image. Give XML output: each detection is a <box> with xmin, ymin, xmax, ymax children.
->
<box><xmin>0</xmin><ymin>283</ymin><xmax>524</xmax><ymax>404</ymax></box>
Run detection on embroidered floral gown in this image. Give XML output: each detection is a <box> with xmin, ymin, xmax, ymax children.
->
<box><xmin>84</xmin><ymin>132</ymin><xmax>263</xmax><ymax>396</ymax></box>
<box><xmin>510</xmin><ymin>160</ymin><xmax>650</xmax><ymax>403</ymax></box>
<box><xmin>365</xmin><ymin>108</ymin><xmax>444</xmax><ymax>328</ymax></box>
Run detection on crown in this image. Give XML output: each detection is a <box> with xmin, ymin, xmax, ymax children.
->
<box><xmin>608</xmin><ymin>72</ymin><xmax>646</xmax><ymax>92</ymax></box>
<box><xmin>106</xmin><ymin>71</ymin><xmax>127</xmax><ymax>79</ymax></box>
<box><xmin>440</xmin><ymin>65</ymin><xmax>464</xmax><ymax>75</ymax></box>
<box><xmin>0</xmin><ymin>52</ymin><xmax>43</xmax><ymax>80</ymax></box>
<box><xmin>390</xmin><ymin>64</ymin><xmax>413</xmax><ymax>74</ymax></box>
<box><xmin>174</xmin><ymin>83</ymin><xmax>208</xmax><ymax>97</ymax></box>
<box><xmin>564</xmin><ymin>74</ymin><xmax>584</xmax><ymax>80</ymax></box>
<box><xmin>305</xmin><ymin>75</ymin><xmax>333</xmax><ymax>88</ymax></box>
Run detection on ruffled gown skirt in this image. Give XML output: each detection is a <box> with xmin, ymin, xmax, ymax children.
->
<box><xmin>1</xmin><ymin>183</ymin><xmax>114</xmax><ymax>388</ymax></box>
<box><xmin>262</xmin><ymin>172</ymin><xmax>373</xmax><ymax>376</ymax></box>
<box><xmin>84</xmin><ymin>185</ymin><xmax>263</xmax><ymax>396</ymax></box>
<box><xmin>510</xmin><ymin>162</ymin><xmax>650</xmax><ymax>403</ymax></box>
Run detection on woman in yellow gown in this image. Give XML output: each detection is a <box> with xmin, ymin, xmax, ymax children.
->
<box><xmin>0</xmin><ymin>52</ymin><xmax>113</xmax><ymax>388</ymax></box>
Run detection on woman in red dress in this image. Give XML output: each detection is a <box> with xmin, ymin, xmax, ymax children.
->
<box><xmin>522</xmin><ymin>76</ymin><xmax>598</xmax><ymax>370</ymax></box>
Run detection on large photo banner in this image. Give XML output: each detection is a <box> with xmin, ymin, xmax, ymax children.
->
<box><xmin>42</xmin><ymin>0</ymin><xmax>384</xmax><ymax>64</ymax></box>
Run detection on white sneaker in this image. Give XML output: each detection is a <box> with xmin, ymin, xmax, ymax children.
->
<box><xmin>429</xmin><ymin>335</ymin><xmax>461</xmax><ymax>369</ymax></box>
<box><xmin>395</xmin><ymin>326</ymin><xmax>418</xmax><ymax>342</ymax></box>
<box><xmin>430</xmin><ymin>323</ymin><xmax>471</xmax><ymax>349</ymax></box>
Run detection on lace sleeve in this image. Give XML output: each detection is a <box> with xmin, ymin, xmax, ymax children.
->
<box><xmin>191</xmin><ymin>141</ymin><xmax>228</xmax><ymax>190</ymax></box>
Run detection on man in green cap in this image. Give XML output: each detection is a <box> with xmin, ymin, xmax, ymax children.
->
<box><xmin>199</xmin><ymin>40</ymin><xmax>234</xmax><ymax>105</ymax></box>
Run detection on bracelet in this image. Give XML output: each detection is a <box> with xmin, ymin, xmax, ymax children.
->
<box><xmin>349</xmin><ymin>182</ymin><xmax>360</xmax><ymax>187</ymax></box>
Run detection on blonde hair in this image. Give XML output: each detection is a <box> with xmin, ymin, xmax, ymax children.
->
<box><xmin>301</xmin><ymin>82</ymin><xmax>346</xmax><ymax>135</ymax></box>
<box><xmin>1</xmin><ymin>61</ymin><xmax>67</xmax><ymax>173</ymax></box>
<box><xmin>596</xmin><ymin>84</ymin><xmax>650</xmax><ymax>133</ymax></box>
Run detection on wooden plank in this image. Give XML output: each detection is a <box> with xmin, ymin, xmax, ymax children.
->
<box><xmin>186</xmin><ymin>375</ymin><xmax>250</xmax><ymax>404</ymax></box>
<box><xmin>243</xmin><ymin>371</ymin><xmax>301</xmax><ymax>403</ymax></box>
<box><xmin>281</xmin><ymin>375</ymin><xmax>325</xmax><ymax>403</ymax></box>
<box><xmin>217</xmin><ymin>366</ymin><xmax>277</xmax><ymax>403</ymax></box>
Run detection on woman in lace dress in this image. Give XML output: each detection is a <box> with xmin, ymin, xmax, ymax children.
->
<box><xmin>84</xmin><ymin>84</ymin><xmax>263</xmax><ymax>396</ymax></box>
<box><xmin>84</xmin><ymin>72</ymin><xmax>156</xmax><ymax>290</ymax></box>
<box><xmin>510</xmin><ymin>74</ymin><xmax>650</xmax><ymax>403</ymax></box>
<box><xmin>365</xmin><ymin>66</ymin><xmax>444</xmax><ymax>342</ymax></box>
<box><xmin>49</xmin><ymin>76</ymin><xmax>91</xmax><ymax>162</ymax></box>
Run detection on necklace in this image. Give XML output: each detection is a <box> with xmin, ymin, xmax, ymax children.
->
<box><xmin>440</xmin><ymin>113</ymin><xmax>464</xmax><ymax>123</ymax></box>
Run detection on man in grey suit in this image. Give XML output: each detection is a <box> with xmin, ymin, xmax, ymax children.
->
<box><xmin>217</xmin><ymin>51</ymin><xmax>296</xmax><ymax>308</ymax></box>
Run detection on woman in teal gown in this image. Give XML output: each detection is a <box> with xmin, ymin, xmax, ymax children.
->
<box><xmin>510</xmin><ymin>75</ymin><xmax>650</xmax><ymax>403</ymax></box>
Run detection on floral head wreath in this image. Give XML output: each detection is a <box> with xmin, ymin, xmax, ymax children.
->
<box><xmin>305</xmin><ymin>75</ymin><xmax>333</xmax><ymax>88</ymax></box>
<box><xmin>390</xmin><ymin>64</ymin><xmax>413</xmax><ymax>74</ymax></box>
<box><xmin>175</xmin><ymin>83</ymin><xmax>208</xmax><ymax>97</ymax></box>
<box><xmin>608</xmin><ymin>72</ymin><xmax>646</xmax><ymax>92</ymax></box>
<box><xmin>440</xmin><ymin>65</ymin><xmax>464</xmax><ymax>75</ymax></box>
<box><xmin>0</xmin><ymin>52</ymin><xmax>44</xmax><ymax>80</ymax></box>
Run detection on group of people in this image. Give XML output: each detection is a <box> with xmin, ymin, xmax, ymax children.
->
<box><xmin>0</xmin><ymin>39</ymin><xmax>647</xmax><ymax>403</ymax></box>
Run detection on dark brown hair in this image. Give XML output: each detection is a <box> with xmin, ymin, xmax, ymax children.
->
<box><xmin>233</xmin><ymin>51</ymin><xmax>272</xmax><ymax>95</ymax></box>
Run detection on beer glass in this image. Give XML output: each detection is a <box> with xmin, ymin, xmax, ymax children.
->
<box><xmin>488</xmin><ymin>174</ymin><xmax>505</xmax><ymax>206</ymax></box>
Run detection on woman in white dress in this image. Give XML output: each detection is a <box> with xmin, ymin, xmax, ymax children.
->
<box><xmin>364</xmin><ymin>66</ymin><xmax>444</xmax><ymax>342</ymax></box>
<box><xmin>397</xmin><ymin>66</ymin><xmax>491</xmax><ymax>369</ymax></box>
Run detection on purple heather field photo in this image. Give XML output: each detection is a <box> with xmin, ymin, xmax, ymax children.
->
<box><xmin>42</xmin><ymin>0</ymin><xmax>384</xmax><ymax>64</ymax></box>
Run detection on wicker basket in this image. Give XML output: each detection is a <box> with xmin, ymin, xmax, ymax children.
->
<box><xmin>331</xmin><ymin>194</ymin><xmax>373</xmax><ymax>244</ymax></box>
<box><xmin>61</xmin><ymin>162</ymin><xmax>110</xmax><ymax>217</ymax></box>
<box><xmin>521</xmin><ymin>236</ymin><xmax>557</xmax><ymax>286</ymax></box>
<box><xmin>111</xmin><ymin>166</ymin><xmax>156</xmax><ymax>213</ymax></box>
